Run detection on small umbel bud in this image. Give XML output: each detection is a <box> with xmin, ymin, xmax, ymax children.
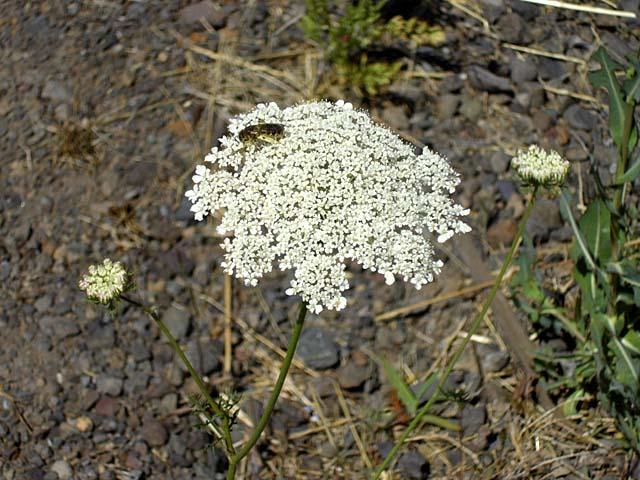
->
<box><xmin>79</xmin><ymin>258</ymin><xmax>128</xmax><ymax>305</ymax></box>
<box><xmin>512</xmin><ymin>145</ymin><xmax>569</xmax><ymax>189</ymax></box>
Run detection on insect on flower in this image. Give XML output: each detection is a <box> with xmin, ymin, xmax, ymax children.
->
<box><xmin>238</xmin><ymin>123</ymin><xmax>285</xmax><ymax>145</ymax></box>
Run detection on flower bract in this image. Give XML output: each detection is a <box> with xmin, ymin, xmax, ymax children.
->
<box><xmin>512</xmin><ymin>145</ymin><xmax>569</xmax><ymax>188</ymax></box>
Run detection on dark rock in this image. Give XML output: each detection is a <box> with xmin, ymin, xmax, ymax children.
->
<box><xmin>510</xmin><ymin>57</ymin><xmax>537</xmax><ymax>83</ymax></box>
<box><xmin>181</xmin><ymin>339</ymin><xmax>221</xmax><ymax>375</ymax></box>
<box><xmin>482</xmin><ymin>351</ymin><xmax>510</xmax><ymax>372</ymax></box>
<box><xmin>526</xmin><ymin>198</ymin><xmax>562</xmax><ymax>241</ymax></box>
<box><xmin>39</xmin><ymin>316</ymin><xmax>80</xmax><ymax>340</ymax></box>
<box><xmin>337</xmin><ymin>361</ymin><xmax>371</xmax><ymax>390</ymax></box>
<box><xmin>468</xmin><ymin>66</ymin><xmax>512</xmax><ymax>93</ymax></box>
<box><xmin>487</xmin><ymin>218</ymin><xmax>517</xmax><ymax>248</ymax></box>
<box><xmin>538</xmin><ymin>57</ymin><xmax>567</xmax><ymax>80</ymax></box>
<box><xmin>141</xmin><ymin>420</ymin><xmax>168</xmax><ymax>447</ymax></box>
<box><xmin>34</xmin><ymin>295</ymin><xmax>53</xmax><ymax>313</ymax></box>
<box><xmin>477</xmin><ymin>0</ymin><xmax>505</xmax><ymax>22</ymax></box>
<box><xmin>94</xmin><ymin>396</ymin><xmax>119</xmax><ymax>417</ymax></box>
<box><xmin>179</xmin><ymin>1</ymin><xmax>229</xmax><ymax>28</ymax></box>
<box><xmin>511</xmin><ymin>1</ymin><xmax>539</xmax><ymax>20</ymax></box>
<box><xmin>42</xmin><ymin>80</ymin><xmax>72</xmax><ymax>103</ymax></box>
<box><xmin>497</xmin><ymin>13</ymin><xmax>527</xmax><ymax>43</ymax></box>
<box><xmin>161</xmin><ymin>306</ymin><xmax>191</xmax><ymax>340</ymax></box>
<box><xmin>563</xmin><ymin>104</ymin><xmax>598</xmax><ymax>131</ymax></box>
<box><xmin>96</xmin><ymin>376</ymin><xmax>124</xmax><ymax>396</ymax></box>
<box><xmin>532</xmin><ymin>110</ymin><xmax>553</xmax><ymax>132</ymax></box>
<box><xmin>461</xmin><ymin>404</ymin><xmax>487</xmax><ymax>436</ymax></box>
<box><xmin>297</xmin><ymin>328</ymin><xmax>339</xmax><ymax>370</ymax></box>
<box><xmin>382</xmin><ymin>105</ymin><xmax>409</xmax><ymax>131</ymax></box>
<box><xmin>459</xmin><ymin>99</ymin><xmax>483</xmax><ymax>122</ymax></box>
<box><xmin>397</xmin><ymin>451</ymin><xmax>429</xmax><ymax>479</ymax></box>
<box><xmin>489</xmin><ymin>151</ymin><xmax>510</xmax><ymax>173</ymax></box>
<box><xmin>435</xmin><ymin>94</ymin><xmax>459</xmax><ymax>120</ymax></box>
<box><xmin>50</xmin><ymin>460</ymin><xmax>72</xmax><ymax>480</ymax></box>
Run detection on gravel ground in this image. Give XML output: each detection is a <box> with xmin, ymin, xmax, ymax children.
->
<box><xmin>1</xmin><ymin>1</ymin><xmax>639</xmax><ymax>479</ymax></box>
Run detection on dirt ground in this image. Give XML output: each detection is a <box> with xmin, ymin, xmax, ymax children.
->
<box><xmin>2</xmin><ymin>1</ymin><xmax>640</xmax><ymax>479</ymax></box>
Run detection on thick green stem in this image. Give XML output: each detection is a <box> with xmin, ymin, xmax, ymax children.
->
<box><xmin>122</xmin><ymin>295</ymin><xmax>236</xmax><ymax>456</ymax></box>
<box><xmin>372</xmin><ymin>188</ymin><xmax>539</xmax><ymax>479</ymax></box>
<box><xmin>226</xmin><ymin>302</ymin><xmax>308</xmax><ymax>480</ymax></box>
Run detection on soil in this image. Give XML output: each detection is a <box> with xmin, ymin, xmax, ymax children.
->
<box><xmin>1</xmin><ymin>1</ymin><xmax>639</xmax><ymax>479</ymax></box>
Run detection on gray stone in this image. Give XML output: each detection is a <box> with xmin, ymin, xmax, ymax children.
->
<box><xmin>477</xmin><ymin>0</ymin><xmax>505</xmax><ymax>22</ymax></box>
<box><xmin>42</xmin><ymin>80</ymin><xmax>72</xmax><ymax>103</ymax></box>
<box><xmin>297</xmin><ymin>328</ymin><xmax>339</xmax><ymax>370</ymax></box>
<box><xmin>54</xmin><ymin>104</ymin><xmax>71</xmax><ymax>122</ymax></box>
<box><xmin>34</xmin><ymin>295</ymin><xmax>52</xmax><ymax>313</ymax></box>
<box><xmin>397</xmin><ymin>451</ymin><xmax>429</xmax><ymax>479</ymax></box>
<box><xmin>468</xmin><ymin>66</ymin><xmax>512</xmax><ymax>93</ymax></box>
<box><xmin>526</xmin><ymin>198</ymin><xmax>562</xmax><ymax>242</ymax></box>
<box><xmin>179</xmin><ymin>1</ymin><xmax>230</xmax><ymax>28</ymax></box>
<box><xmin>497</xmin><ymin>13</ymin><xmax>526</xmax><ymax>43</ymax></box>
<box><xmin>181</xmin><ymin>339</ymin><xmax>221</xmax><ymax>375</ymax></box>
<box><xmin>50</xmin><ymin>460</ymin><xmax>72</xmax><ymax>480</ymax></box>
<box><xmin>489</xmin><ymin>151</ymin><xmax>510</xmax><ymax>173</ymax></box>
<box><xmin>510</xmin><ymin>57</ymin><xmax>537</xmax><ymax>83</ymax></box>
<box><xmin>435</xmin><ymin>94</ymin><xmax>459</xmax><ymax>120</ymax></box>
<box><xmin>482</xmin><ymin>351</ymin><xmax>509</xmax><ymax>372</ymax></box>
<box><xmin>337</xmin><ymin>362</ymin><xmax>370</xmax><ymax>390</ymax></box>
<box><xmin>564</xmin><ymin>104</ymin><xmax>598</xmax><ymax>131</ymax></box>
<box><xmin>161</xmin><ymin>306</ymin><xmax>191</xmax><ymax>340</ymax></box>
<box><xmin>459</xmin><ymin>99</ymin><xmax>483</xmax><ymax>122</ymax></box>
<box><xmin>141</xmin><ymin>420</ymin><xmax>168</xmax><ymax>446</ymax></box>
<box><xmin>96</xmin><ymin>376</ymin><xmax>124</xmax><ymax>396</ymax></box>
<box><xmin>461</xmin><ymin>404</ymin><xmax>486</xmax><ymax>436</ymax></box>
<box><xmin>538</xmin><ymin>57</ymin><xmax>567</xmax><ymax>80</ymax></box>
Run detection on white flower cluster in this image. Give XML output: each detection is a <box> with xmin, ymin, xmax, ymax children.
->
<box><xmin>512</xmin><ymin>145</ymin><xmax>569</xmax><ymax>188</ymax></box>
<box><xmin>78</xmin><ymin>258</ymin><xmax>128</xmax><ymax>304</ymax></box>
<box><xmin>186</xmin><ymin>100</ymin><xmax>470</xmax><ymax>313</ymax></box>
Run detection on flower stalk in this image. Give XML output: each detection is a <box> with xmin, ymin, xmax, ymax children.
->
<box><xmin>372</xmin><ymin>186</ymin><xmax>539</xmax><ymax>478</ymax></box>
<box><xmin>226</xmin><ymin>302</ymin><xmax>308</xmax><ymax>479</ymax></box>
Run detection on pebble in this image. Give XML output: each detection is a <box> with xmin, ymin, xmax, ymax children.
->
<box><xmin>489</xmin><ymin>151</ymin><xmax>510</xmax><ymax>173</ymax></box>
<box><xmin>161</xmin><ymin>306</ymin><xmax>192</xmax><ymax>340</ymax></box>
<box><xmin>477</xmin><ymin>0</ymin><xmax>505</xmax><ymax>22</ymax></box>
<box><xmin>563</xmin><ymin>104</ymin><xmax>598</xmax><ymax>131</ymax></box>
<box><xmin>50</xmin><ymin>460</ymin><xmax>72</xmax><ymax>480</ymax></box>
<box><xmin>397</xmin><ymin>451</ymin><xmax>429</xmax><ymax>479</ymax></box>
<box><xmin>468</xmin><ymin>66</ymin><xmax>512</xmax><ymax>93</ymax></box>
<box><xmin>510</xmin><ymin>57</ymin><xmax>537</xmax><ymax>84</ymax></box>
<box><xmin>459</xmin><ymin>99</ymin><xmax>483</xmax><ymax>122</ymax></box>
<box><xmin>337</xmin><ymin>361</ymin><xmax>371</xmax><ymax>390</ymax></box>
<box><xmin>482</xmin><ymin>351</ymin><xmax>510</xmax><ymax>373</ymax></box>
<box><xmin>461</xmin><ymin>404</ymin><xmax>487</xmax><ymax>436</ymax></box>
<box><xmin>94</xmin><ymin>396</ymin><xmax>119</xmax><ymax>417</ymax></box>
<box><xmin>141</xmin><ymin>420</ymin><xmax>168</xmax><ymax>447</ymax></box>
<box><xmin>435</xmin><ymin>94</ymin><xmax>459</xmax><ymax>120</ymax></box>
<box><xmin>487</xmin><ymin>218</ymin><xmax>517</xmax><ymax>248</ymax></box>
<box><xmin>296</xmin><ymin>327</ymin><xmax>339</xmax><ymax>370</ymax></box>
<box><xmin>96</xmin><ymin>375</ymin><xmax>124</xmax><ymax>397</ymax></box>
<box><xmin>497</xmin><ymin>13</ymin><xmax>528</xmax><ymax>43</ymax></box>
<box><xmin>526</xmin><ymin>198</ymin><xmax>562</xmax><ymax>241</ymax></box>
<box><xmin>538</xmin><ymin>57</ymin><xmax>567</xmax><ymax>80</ymax></box>
<box><xmin>42</xmin><ymin>80</ymin><xmax>72</xmax><ymax>103</ymax></box>
<box><xmin>181</xmin><ymin>339</ymin><xmax>221</xmax><ymax>375</ymax></box>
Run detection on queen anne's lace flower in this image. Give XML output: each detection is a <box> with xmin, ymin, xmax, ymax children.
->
<box><xmin>512</xmin><ymin>145</ymin><xmax>569</xmax><ymax>188</ymax></box>
<box><xmin>186</xmin><ymin>100</ymin><xmax>470</xmax><ymax>313</ymax></box>
<box><xmin>79</xmin><ymin>258</ymin><xmax>128</xmax><ymax>304</ymax></box>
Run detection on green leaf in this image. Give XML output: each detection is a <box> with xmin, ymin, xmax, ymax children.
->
<box><xmin>562</xmin><ymin>389</ymin><xmax>585</xmax><ymax>417</ymax></box>
<box><xmin>612</xmin><ymin>337</ymin><xmax>640</xmax><ymax>388</ymax></box>
<box><xmin>622</xmin><ymin>331</ymin><xmax>640</xmax><ymax>355</ymax></box>
<box><xmin>562</xmin><ymin>193</ymin><xmax>598</xmax><ymax>271</ymax></box>
<box><xmin>588</xmin><ymin>47</ymin><xmax>638</xmax><ymax>152</ymax></box>
<box><xmin>579</xmin><ymin>199</ymin><xmax>612</xmax><ymax>263</ymax></box>
<box><xmin>623</xmin><ymin>59</ymin><xmax>640</xmax><ymax>102</ymax></box>
<box><xmin>377</xmin><ymin>355</ymin><xmax>418</xmax><ymax>415</ymax></box>
<box><xmin>593</xmin><ymin>312</ymin><xmax>623</xmax><ymax>337</ymax></box>
<box><xmin>615</xmin><ymin>152</ymin><xmax>640</xmax><ymax>185</ymax></box>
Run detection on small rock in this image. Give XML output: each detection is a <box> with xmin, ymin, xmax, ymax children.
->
<box><xmin>510</xmin><ymin>57</ymin><xmax>537</xmax><ymax>83</ymax></box>
<box><xmin>461</xmin><ymin>404</ymin><xmax>487</xmax><ymax>436</ymax></box>
<box><xmin>337</xmin><ymin>361</ymin><xmax>371</xmax><ymax>390</ymax></box>
<box><xmin>532</xmin><ymin>110</ymin><xmax>553</xmax><ymax>132</ymax></box>
<box><xmin>50</xmin><ymin>460</ymin><xmax>72</xmax><ymax>480</ymax></box>
<box><xmin>482</xmin><ymin>351</ymin><xmax>510</xmax><ymax>373</ymax></box>
<box><xmin>563</xmin><ymin>104</ymin><xmax>598</xmax><ymax>131</ymax></box>
<box><xmin>94</xmin><ymin>396</ymin><xmax>119</xmax><ymax>417</ymax></box>
<box><xmin>181</xmin><ymin>339</ymin><xmax>221</xmax><ymax>375</ymax></box>
<box><xmin>161</xmin><ymin>306</ymin><xmax>191</xmax><ymax>340</ymax></box>
<box><xmin>468</xmin><ymin>66</ymin><xmax>512</xmax><ymax>93</ymax></box>
<box><xmin>397</xmin><ymin>451</ymin><xmax>429</xmax><ymax>479</ymax></box>
<box><xmin>34</xmin><ymin>295</ymin><xmax>52</xmax><ymax>313</ymax></box>
<box><xmin>141</xmin><ymin>420</ymin><xmax>168</xmax><ymax>447</ymax></box>
<box><xmin>565</xmin><ymin>145</ymin><xmax>588</xmax><ymax>161</ymax></box>
<box><xmin>54</xmin><ymin>104</ymin><xmax>71</xmax><ymax>122</ymax></box>
<box><xmin>487</xmin><ymin>218</ymin><xmax>517</xmax><ymax>248</ymax></box>
<box><xmin>297</xmin><ymin>328</ymin><xmax>339</xmax><ymax>370</ymax></box>
<box><xmin>179</xmin><ymin>1</ymin><xmax>229</xmax><ymax>28</ymax></box>
<box><xmin>96</xmin><ymin>376</ymin><xmax>124</xmax><ymax>397</ymax></box>
<box><xmin>382</xmin><ymin>104</ymin><xmax>409</xmax><ymax>131</ymax></box>
<box><xmin>435</xmin><ymin>94</ymin><xmax>459</xmax><ymax>120</ymax></box>
<box><xmin>526</xmin><ymin>198</ymin><xmax>562</xmax><ymax>241</ymax></box>
<box><xmin>497</xmin><ymin>13</ymin><xmax>527</xmax><ymax>43</ymax></box>
<box><xmin>42</xmin><ymin>80</ymin><xmax>72</xmax><ymax>103</ymax></box>
<box><xmin>477</xmin><ymin>0</ymin><xmax>505</xmax><ymax>22</ymax></box>
<box><xmin>489</xmin><ymin>151</ymin><xmax>510</xmax><ymax>173</ymax></box>
<box><xmin>72</xmin><ymin>416</ymin><xmax>94</xmax><ymax>433</ymax></box>
<box><xmin>459</xmin><ymin>99</ymin><xmax>483</xmax><ymax>122</ymax></box>
<box><xmin>538</xmin><ymin>57</ymin><xmax>567</xmax><ymax>80</ymax></box>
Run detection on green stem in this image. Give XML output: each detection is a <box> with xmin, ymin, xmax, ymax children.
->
<box><xmin>122</xmin><ymin>295</ymin><xmax>236</xmax><ymax>456</ymax></box>
<box><xmin>372</xmin><ymin>187</ymin><xmax>539</xmax><ymax>479</ymax></box>
<box><xmin>226</xmin><ymin>302</ymin><xmax>308</xmax><ymax>480</ymax></box>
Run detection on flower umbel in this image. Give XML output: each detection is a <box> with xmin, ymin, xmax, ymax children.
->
<box><xmin>79</xmin><ymin>258</ymin><xmax>128</xmax><ymax>304</ymax></box>
<box><xmin>512</xmin><ymin>145</ymin><xmax>569</xmax><ymax>188</ymax></box>
<box><xmin>186</xmin><ymin>101</ymin><xmax>471</xmax><ymax>313</ymax></box>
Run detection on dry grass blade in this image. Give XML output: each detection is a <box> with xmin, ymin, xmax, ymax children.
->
<box><xmin>334</xmin><ymin>382</ymin><xmax>373</xmax><ymax>470</ymax></box>
<box><xmin>503</xmin><ymin>43</ymin><xmax>586</xmax><ymax>65</ymax></box>
<box><xmin>517</xmin><ymin>0</ymin><xmax>637</xmax><ymax>18</ymax></box>
<box><xmin>375</xmin><ymin>280</ymin><xmax>494</xmax><ymax>322</ymax></box>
